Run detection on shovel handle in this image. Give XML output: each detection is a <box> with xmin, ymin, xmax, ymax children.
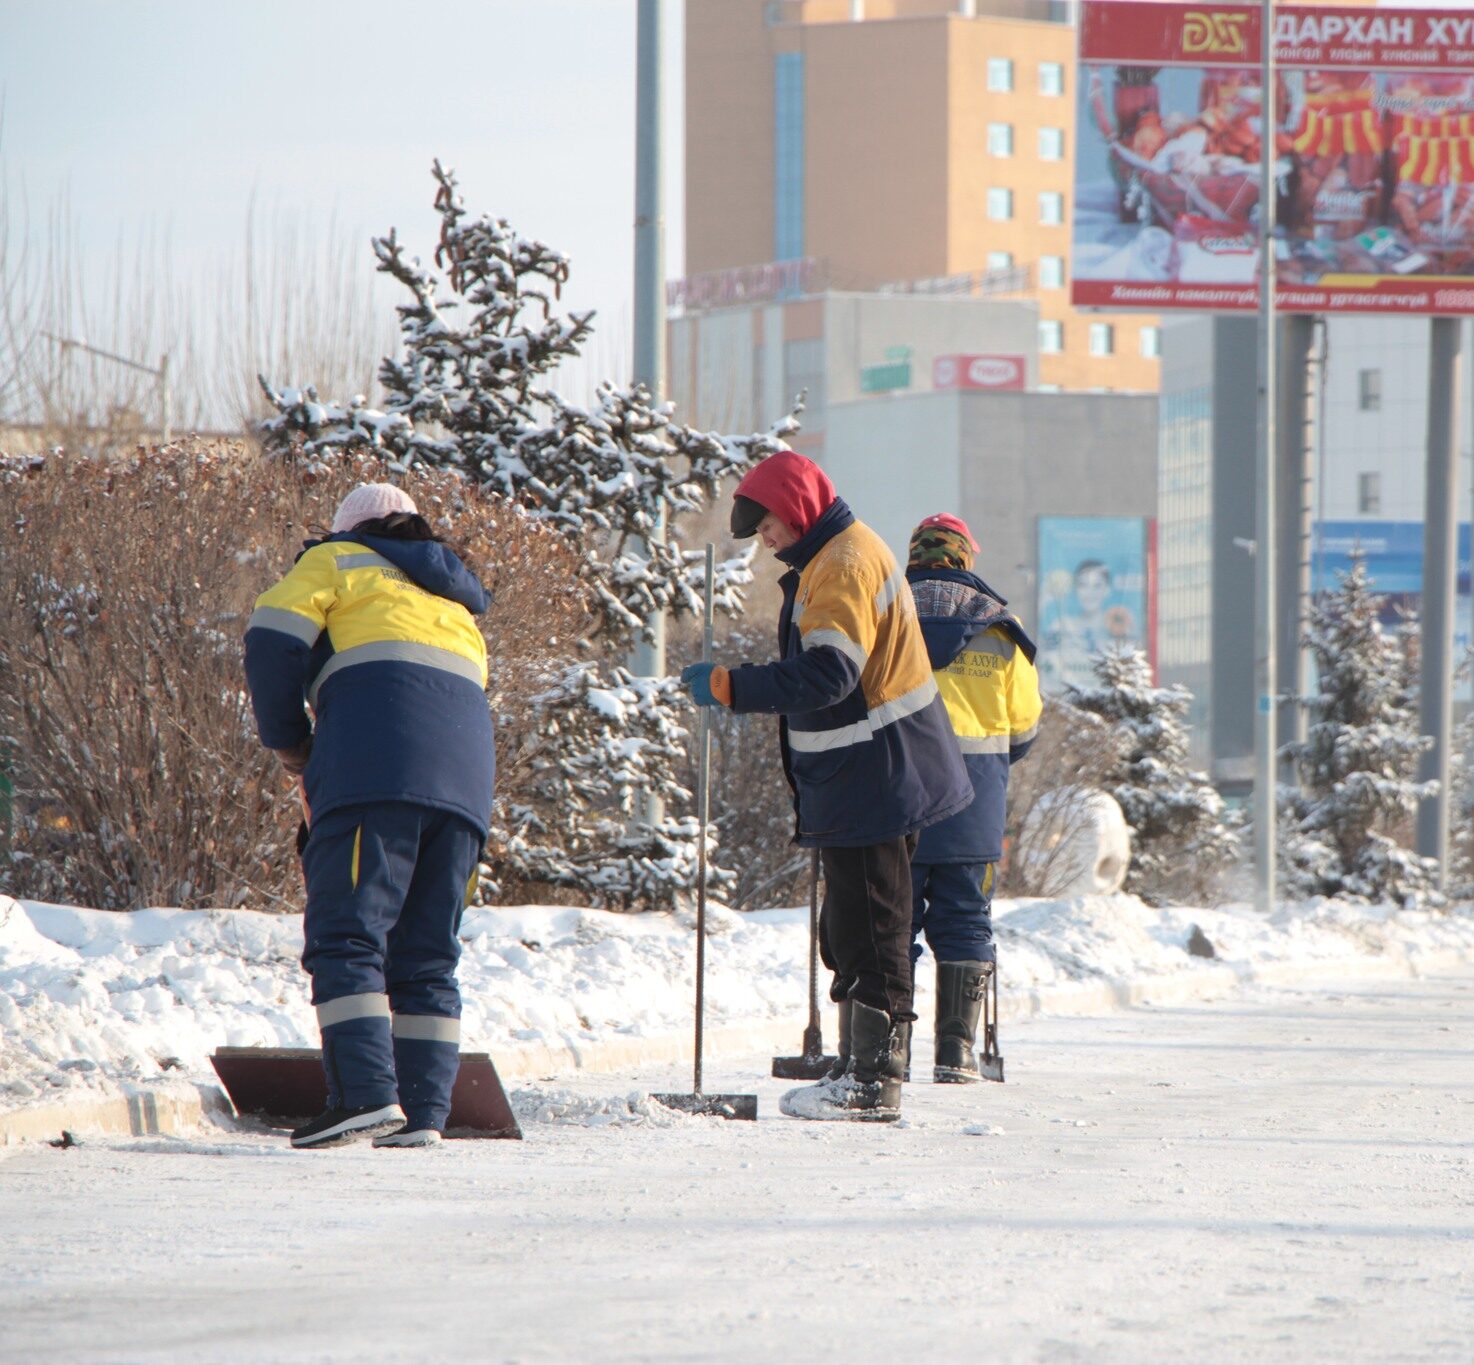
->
<box><xmin>693</xmin><ymin>544</ymin><xmax>715</xmax><ymax>1096</ymax></box>
<box><xmin>806</xmin><ymin>848</ymin><xmax>821</xmax><ymax>1032</ymax></box>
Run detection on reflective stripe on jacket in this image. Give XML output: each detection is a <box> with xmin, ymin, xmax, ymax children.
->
<box><xmin>243</xmin><ymin>532</ymin><xmax>495</xmax><ymax>835</ymax></box>
<box><xmin>909</xmin><ymin>567</ymin><xmax>1042</xmax><ymax>864</ymax></box>
<box><xmin>728</xmin><ymin>500</ymin><xmax>973</xmax><ymax>848</ymax></box>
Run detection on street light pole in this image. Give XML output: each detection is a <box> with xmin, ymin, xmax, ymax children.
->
<box><xmin>44</xmin><ymin>333</ymin><xmax>171</xmax><ymax>442</ymax></box>
<box><xmin>631</xmin><ymin>0</ymin><xmax>668</xmax><ymax>828</ymax></box>
<box><xmin>1253</xmin><ymin>0</ymin><xmax>1278</xmax><ymax>915</ymax></box>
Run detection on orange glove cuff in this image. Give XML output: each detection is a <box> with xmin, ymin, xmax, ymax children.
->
<box><xmin>710</xmin><ymin>665</ymin><xmax>733</xmax><ymax>707</ymax></box>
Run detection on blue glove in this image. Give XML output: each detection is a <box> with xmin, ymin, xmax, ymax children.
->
<box><xmin>681</xmin><ymin>662</ymin><xmax>725</xmax><ymax>707</ymax></box>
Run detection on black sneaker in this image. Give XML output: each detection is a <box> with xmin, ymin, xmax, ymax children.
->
<box><xmin>290</xmin><ymin>1103</ymin><xmax>405</xmax><ymax>1149</ymax></box>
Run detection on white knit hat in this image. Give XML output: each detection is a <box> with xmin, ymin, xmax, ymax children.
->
<box><xmin>330</xmin><ymin>482</ymin><xmax>418</xmax><ymax>533</ymax></box>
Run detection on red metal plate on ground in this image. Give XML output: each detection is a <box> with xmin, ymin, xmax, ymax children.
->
<box><xmin>210</xmin><ymin>1047</ymin><xmax>522</xmax><ymax>1139</ymax></box>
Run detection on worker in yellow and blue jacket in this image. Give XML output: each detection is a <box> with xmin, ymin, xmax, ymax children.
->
<box><xmin>906</xmin><ymin>513</ymin><xmax>1042</xmax><ymax>1084</ymax></box>
<box><xmin>681</xmin><ymin>451</ymin><xmax>972</xmax><ymax>1122</ymax></box>
<box><xmin>243</xmin><ymin>483</ymin><xmax>494</xmax><ymax>1150</ymax></box>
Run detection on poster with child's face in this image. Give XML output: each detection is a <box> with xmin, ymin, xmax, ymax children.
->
<box><xmin>1036</xmin><ymin>516</ymin><xmax>1151</xmax><ymax>696</ymax></box>
<box><xmin>1073</xmin><ymin>2</ymin><xmax>1474</xmax><ymax>316</ymax></box>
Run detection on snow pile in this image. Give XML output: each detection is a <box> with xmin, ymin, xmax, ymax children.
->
<box><xmin>510</xmin><ymin>1086</ymin><xmax>695</xmax><ymax>1129</ymax></box>
<box><xmin>3</xmin><ymin>892</ymin><xmax>1472</xmax><ymax>1119</ymax></box>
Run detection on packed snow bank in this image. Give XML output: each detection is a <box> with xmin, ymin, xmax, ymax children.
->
<box><xmin>3</xmin><ymin>891</ymin><xmax>1472</xmax><ymax>1120</ymax></box>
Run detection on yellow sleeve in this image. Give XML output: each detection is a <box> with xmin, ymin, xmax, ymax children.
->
<box><xmin>798</xmin><ymin>558</ymin><xmax>881</xmax><ymax>670</ymax></box>
<box><xmin>1007</xmin><ymin>642</ymin><xmax>1044</xmax><ymax>748</ymax></box>
<box><xmin>249</xmin><ymin>544</ymin><xmax>341</xmax><ymax>642</ymax></box>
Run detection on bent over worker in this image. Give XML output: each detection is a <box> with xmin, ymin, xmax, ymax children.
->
<box><xmin>243</xmin><ymin>483</ymin><xmax>494</xmax><ymax>1149</ymax></box>
<box><xmin>906</xmin><ymin>514</ymin><xmax>1041</xmax><ymax>1083</ymax></box>
<box><xmin>680</xmin><ymin>451</ymin><xmax>971</xmax><ymax>1122</ymax></box>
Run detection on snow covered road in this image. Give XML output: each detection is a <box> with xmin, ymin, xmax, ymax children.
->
<box><xmin>3</xmin><ymin>971</ymin><xmax>1472</xmax><ymax>1363</ymax></box>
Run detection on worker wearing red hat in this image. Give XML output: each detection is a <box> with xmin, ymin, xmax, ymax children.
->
<box><xmin>680</xmin><ymin>450</ymin><xmax>971</xmax><ymax>1122</ymax></box>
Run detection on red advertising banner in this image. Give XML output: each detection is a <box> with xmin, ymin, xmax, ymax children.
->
<box><xmin>932</xmin><ymin>354</ymin><xmax>1028</xmax><ymax>390</ymax></box>
<box><xmin>1072</xmin><ymin>2</ymin><xmax>1474</xmax><ymax>315</ymax></box>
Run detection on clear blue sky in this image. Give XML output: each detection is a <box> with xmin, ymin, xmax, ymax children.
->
<box><xmin>0</xmin><ymin>0</ymin><xmax>684</xmax><ymax>364</ymax></box>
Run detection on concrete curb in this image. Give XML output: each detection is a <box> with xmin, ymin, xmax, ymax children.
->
<box><xmin>5</xmin><ymin>944</ymin><xmax>1471</xmax><ymax>1147</ymax></box>
<box><xmin>0</xmin><ymin>1080</ymin><xmax>231</xmax><ymax>1147</ymax></box>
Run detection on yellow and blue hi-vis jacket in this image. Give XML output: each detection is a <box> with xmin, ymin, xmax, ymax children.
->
<box><xmin>728</xmin><ymin>499</ymin><xmax>972</xmax><ymax>847</ymax></box>
<box><xmin>243</xmin><ymin>531</ymin><xmax>495</xmax><ymax>836</ymax></box>
<box><xmin>907</xmin><ymin>567</ymin><xmax>1042</xmax><ymax>865</ymax></box>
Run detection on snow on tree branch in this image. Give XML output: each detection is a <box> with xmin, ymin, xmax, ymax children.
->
<box><xmin>256</xmin><ymin>161</ymin><xmax>802</xmax><ymax>908</ymax></box>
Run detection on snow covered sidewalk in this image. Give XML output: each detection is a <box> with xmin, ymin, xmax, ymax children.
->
<box><xmin>2</xmin><ymin>972</ymin><xmax>1471</xmax><ymax>1362</ymax></box>
<box><xmin>3</xmin><ymin>891</ymin><xmax>1473</xmax><ymax>1138</ymax></box>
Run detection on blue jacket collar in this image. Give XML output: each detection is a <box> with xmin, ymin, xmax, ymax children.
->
<box><xmin>778</xmin><ymin>498</ymin><xmax>854</xmax><ymax>573</ymax></box>
<box><xmin>305</xmin><ymin>531</ymin><xmax>491</xmax><ymax>615</ymax></box>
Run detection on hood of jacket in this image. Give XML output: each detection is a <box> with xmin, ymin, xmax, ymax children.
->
<box><xmin>307</xmin><ymin>531</ymin><xmax>491</xmax><ymax>616</ymax></box>
<box><xmin>735</xmin><ymin>450</ymin><xmax>837</xmax><ymax>538</ymax></box>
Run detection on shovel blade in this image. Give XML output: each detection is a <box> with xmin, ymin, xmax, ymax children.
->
<box><xmin>651</xmin><ymin>1092</ymin><xmax>758</xmax><ymax>1121</ymax></box>
<box><xmin>978</xmin><ymin>1052</ymin><xmax>1005</xmax><ymax>1084</ymax></box>
<box><xmin>771</xmin><ymin>1054</ymin><xmax>838</xmax><ymax>1079</ymax></box>
<box><xmin>210</xmin><ymin>1046</ymin><xmax>522</xmax><ymax>1138</ymax></box>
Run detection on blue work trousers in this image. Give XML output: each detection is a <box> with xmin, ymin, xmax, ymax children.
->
<box><xmin>301</xmin><ymin>801</ymin><xmax>481</xmax><ymax>1130</ymax></box>
<box><xmin>909</xmin><ymin>860</ymin><xmax>997</xmax><ymax>966</ymax></box>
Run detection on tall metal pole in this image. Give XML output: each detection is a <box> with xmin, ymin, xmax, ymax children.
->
<box><xmin>1275</xmin><ymin>314</ymin><xmax>1314</xmax><ymax>778</ymax></box>
<box><xmin>632</xmin><ymin>0</ymin><xmax>668</xmax><ymax>823</ymax></box>
<box><xmin>1253</xmin><ymin>0</ymin><xmax>1278</xmax><ymax>914</ymax></box>
<box><xmin>1417</xmin><ymin>317</ymin><xmax>1462</xmax><ymax>885</ymax></box>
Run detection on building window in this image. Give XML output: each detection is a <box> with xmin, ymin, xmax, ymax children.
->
<box><xmin>1358</xmin><ymin>471</ymin><xmax>1382</xmax><ymax>514</ymax></box>
<box><xmin>1038</xmin><ymin>127</ymin><xmax>1065</xmax><ymax>161</ymax></box>
<box><xmin>987</xmin><ymin>122</ymin><xmax>1013</xmax><ymax>157</ymax></box>
<box><xmin>1040</xmin><ymin>320</ymin><xmax>1064</xmax><ymax>354</ymax></box>
<box><xmin>1039</xmin><ymin>191</ymin><xmax>1064</xmax><ymax>226</ymax></box>
<box><xmin>987</xmin><ymin>57</ymin><xmax>1013</xmax><ymax>92</ymax></box>
<box><xmin>773</xmin><ymin>53</ymin><xmax>805</xmax><ymax>261</ymax></box>
<box><xmin>1089</xmin><ymin>322</ymin><xmax>1114</xmax><ymax>356</ymax></box>
<box><xmin>987</xmin><ymin>187</ymin><xmax>1013</xmax><ymax>221</ymax></box>
<box><xmin>1039</xmin><ymin>255</ymin><xmax>1065</xmax><ymax>289</ymax></box>
<box><xmin>1359</xmin><ymin>368</ymin><xmax>1382</xmax><ymax>411</ymax></box>
<box><xmin>987</xmin><ymin>250</ymin><xmax>1014</xmax><ymax>272</ymax></box>
<box><xmin>1140</xmin><ymin>325</ymin><xmax>1162</xmax><ymax>358</ymax></box>
<box><xmin>1039</xmin><ymin>61</ymin><xmax>1065</xmax><ymax>97</ymax></box>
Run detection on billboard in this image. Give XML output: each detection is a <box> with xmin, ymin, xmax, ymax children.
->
<box><xmin>932</xmin><ymin>354</ymin><xmax>1027</xmax><ymax>391</ymax></box>
<box><xmin>1036</xmin><ymin>516</ymin><xmax>1155</xmax><ymax>695</ymax></box>
<box><xmin>1073</xmin><ymin>2</ymin><xmax>1474</xmax><ymax>315</ymax></box>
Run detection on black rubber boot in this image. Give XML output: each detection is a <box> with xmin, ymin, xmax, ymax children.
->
<box><xmin>825</xmin><ymin>998</ymin><xmax>852</xmax><ymax>1081</ymax></box>
<box><xmin>780</xmin><ymin>1000</ymin><xmax>903</xmax><ymax>1122</ymax></box>
<box><xmin>934</xmin><ymin>960</ymin><xmax>990</xmax><ymax>1084</ymax></box>
<box><xmin>850</xmin><ymin>1001</ymin><xmax>905</xmax><ymax>1112</ymax></box>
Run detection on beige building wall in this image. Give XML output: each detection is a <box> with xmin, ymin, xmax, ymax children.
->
<box><xmin>945</xmin><ymin>16</ymin><xmax>1160</xmax><ymax>391</ymax></box>
<box><xmin>802</xmin><ymin>20</ymin><xmax>953</xmax><ymax>290</ymax></box>
<box><xmin>685</xmin><ymin>0</ymin><xmax>776</xmax><ymax>275</ymax></box>
<box><xmin>684</xmin><ymin>0</ymin><xmax>1163</xmax><ymax>394</ymax></box>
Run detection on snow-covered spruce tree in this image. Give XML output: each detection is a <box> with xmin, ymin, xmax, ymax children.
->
<box><xmin>1069</xmin><ymin>647</ymin><xmax>1240</xmax><ymax>904</ymax></box>
<box><xmin>258</xmin><ymin>161</ymin><xmax>795</xmax><ymax>908</ymax></box>
<box><xmin>1279</xmin><ymin>554</ymin><xmax>1439</xmax><ymax>907</ymax></box>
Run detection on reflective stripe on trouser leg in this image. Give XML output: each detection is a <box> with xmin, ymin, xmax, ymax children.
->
<box><xmin>316</xmin><ymin>992</ymin><xmax>396</xmax><ymax>1109</ymax></box>
<box><xmin>391</xmin><ymin>1014</ymin><xmax>461</xmax><ymax>1132</ymax></box>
